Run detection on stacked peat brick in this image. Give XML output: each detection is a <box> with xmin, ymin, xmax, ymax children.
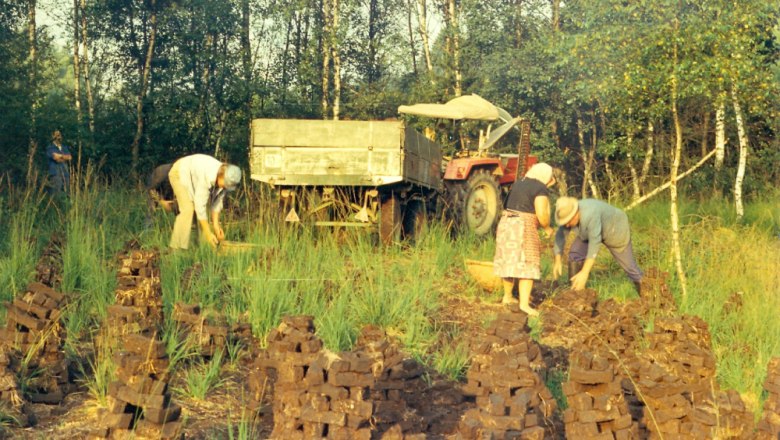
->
<box><xmin>457</xmin><ymin>311</ymin><xmax>558</xmax><ymax>439</ymax></box>
<box><xmin>91</xmin><ymin>248</ymin><xmax>182</xmax><ymax>439</ymax></box>
<box><xmin>757</xmin><ymin>357</ymin><xmax>780</xmax><ymax>439</ymax></box>
<box><xmin>562</xmin><ymin>351</ymin><xmax>638</xmax><ymax>440</ymax></box>
<box><xmin>171</xmin><ymin>303</ymin><xmax>253</xmax><ymax>357</ymax></box>
<box><xmin>34</xmin><ymin>234</ymin><xmax>64</xmax><ymax>288</ymax></box>
<box><xmin>105</xmin><ymin>250</ymin><xmax>164</xmax><ymax>337</ymax></box>
<box><xmin>0</xmin><ymin>281</ymin><xmax>71</xmax><ymax>405</ymax></box>
<box><xmin>541</xmin><ymin>289</ymin><xmax>598</xmax><ymax>347</ymax></box>
<box><xmin>619</xmin><ymin>316</ymin><xmax>753</xmax><ymax>439</ymax></box>
<box><xmin>91</xmin><ymin>333</ymin><xmax>181</xmax><ymax>439</ymax></box>
<box><xmin>249</xmin><ymin>316</ymin><xmax>453</xmax><ymax>439</ymax></box>
<box><xmin>0</xmin><ymin>351</ymin><xmax>30</xmax><ymax>426</ymax></box>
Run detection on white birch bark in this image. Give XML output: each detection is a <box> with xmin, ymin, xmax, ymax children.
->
<box><xmin>639</xmin><ymin>121</ymin><xmax>654</xmax><ymax>189</ymax></box>
<box><xmin>731</xmin><ymin>82</ymin><xmax>749</xmax><ymax>220</ymax></box>
<box><xmin>715</xmin><ymin>93</ymin><xmax>726</xmax><ymax>170</ymax></box>
<box><xmin>670</xmin><ymin>21</ymin><xmax>688</xmax><ymax>299</ymax></box>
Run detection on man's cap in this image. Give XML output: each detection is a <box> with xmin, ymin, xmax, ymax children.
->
<box><xmin>555</xmin><ymin>197</ymin><xmax>579</xmax><ymax>226</ymax></box>
<box><xmin>223</xmin><ymin>165</ymin><xmax>242</xmax><ymax>191</ymax></box>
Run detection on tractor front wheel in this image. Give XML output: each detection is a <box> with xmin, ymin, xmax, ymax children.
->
<box><xmin>445</xmin><ymin>169</ymin><xmax>502</xmax><ymax>236</ymax></box>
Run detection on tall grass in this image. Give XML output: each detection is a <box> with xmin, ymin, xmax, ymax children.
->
<box><xmin>0</xmin><ymin>183</ymin><xmax>48</xmax><ymax>311</ymax></box>
<box><xmin>3</xmin><ymin>176</ymin><xmax>777</xmax><ymax>419</ymax></box>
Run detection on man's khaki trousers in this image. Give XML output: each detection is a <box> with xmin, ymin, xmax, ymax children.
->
<box><xmin>168</xmin><ymin>162</ymin><xmax>196</xmax><ymax>249</ymax></box>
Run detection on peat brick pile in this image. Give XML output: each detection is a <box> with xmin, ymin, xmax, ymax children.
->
<box><xmin>90</xmin><ymin>333</ymin><xmax>181</xmax><ymax>439</ymax></box>
<box><xmin>641</xmin><ymin>317</ymin><xmax>716</xmax><ymax>393</ymax></box>
<box><xmin>757</xmin><ymin>357</ymin><xmax>780</xmax><ymax>439</ymax></box>
<box><xmin>250</xmin><ymin>316</ymin><xmax>457</xmax><ymax>439</ymax></box>
<box><xmin>0</xmin><ymin>351</ymin><xmax>31</xmax><ymax>426</ymax></box>
<box><xmin>586</xmin><ymin>299</ymin><xmax>646</xmax><ymax>357</ymax></box>
<box><xmin>35</xmin><ymin>234</ymin><xmax>64</xmax><ymax>288</ymax></box>
<box><xmin>0</xmin><ymin>281</ymin><xmax>71</xmax><ymax>404</ymax></box>
<box><xmin>562</xmin><ymin>351</ymin><xmax>638</xmax><ymax>440</ymax></box>
<box><xmin>541</xmin><ymin>289</ymin><xmax>598</xmax><ymax>347</ymax></box>
<box><xmin>628</xmin><ymin>360</ymin><xmax>716</xmax><ymax>439</ymax></box>
<box><xmin>106</xmin><ymin>250</ymin><xmax>164</xmax><ymax>336</ymax></box>
<box><xmin>457</xmin><ymin>312</ymin><xmax>557</xmax><ymax>439</ymax></box>
<box><xmin>171</xmin><ymin>303</ymin><xmax>253</xmax><ymax>357</ymax></box>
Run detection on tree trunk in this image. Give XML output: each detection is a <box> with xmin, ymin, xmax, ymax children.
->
<box><xmin>576</xmin><ymin>113</ymin><xmax>588</xmax><ymax>198</ymax></box>
<box><xmin>626</xmin><ymin>112</ymin><xmax>640</xmax><ymax>200</ymax></box>
<box><xmin>731</xmin><ymin>82</ymin><xmax>749</xmax><ymax>220</ymax></box>
<box><xmin>72</xmin><ymin>0</ymin><xmax>83</xmax><ymax>166</ymax></box>
<box><xmin>551</xmin><ymin>0</ymin><xmax>560</xmax><ymax>32</ymax></box>
<box><xmin>625</xmin><ymin>150</ymin><xmax>716</xmax><ymax>211</ymax></box>
<box><xmin>670</xmin><ymin>18</ymin><xmax>688</xmax><ymax>299</ymax></box>
<box><xmin>714</xmin><ymin>94</ymin><xmax>726</xmax><ymax>170</ymax></box>
<box><xmin>321</xmin><ymin>0</ymin><xmax>331</xmax><ymax>119</ymax></box>
<box><xmin>406</xmin><ymin>0</ymin><xmax>418</xmax><ymax>75</ymax></box>
<box><xmin>512</xmin><ymin>0</ymin><xmax>522</xmax><ymax>48</ymax></box>
<box><xmin>448</xmin><ymin>0</ymin><xmax>461</xmax><ymax>96</ymax></box>
<box><xmin>701</xmin><ymin>107</ymin><xmax>709</xmax><ymax>158</ymax></box>
<box><xmin>415</xmin><ymin>0</ymin><xmax>434</xmax><ymax>80</ymax></box>
<box><xmin>26</xmin><ymin>0</ymin><xmax>38</xmax><ymax>185</ymax></box>
<box><xmin>587</xmin><ymin>110</ymin><xmax>601</xmax><ymax>199</ymax></box>
<box><xmin>639</xmin><ymin>121</ymin><xmax>654</xmax><ymax>189</ymax></box>
<box><xmin>331</xmin><ymin>0</ymin><xmax>341</xmax><ymax>120</ymax></box>
<box><xmin>130</xmin><ymin>0</ymin><xmax>157</xmax><ymax>179</ymax></box>
<box><xmin>241</xmin><ymin>0</ymin><xmax>252</xmax><ymax>150</ymax></box>
<box><xmin>80</xmin><ymin>0</ymin><xmax>94</xmax><ymax>136</ymax></box>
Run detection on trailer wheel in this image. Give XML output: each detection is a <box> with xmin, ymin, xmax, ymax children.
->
<box><xmin>446</xmin><ymin>169</ymin><xmax>502</xmax><ymax>236</ymax></box>
<box><xmin>402</xmin><ymin>199</ymin><xmax>427</xmax><ymax>242</ymax></box>
<box><xmin>380</xmin><ymin>192</ymin><xmax>401</xmax><ymax>245</ymax></box>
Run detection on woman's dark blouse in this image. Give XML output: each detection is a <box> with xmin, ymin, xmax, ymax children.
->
<box><xmin>504</xmin><ymin>179</ymin><xmax>548</xmax><ymax>213</ymax></box>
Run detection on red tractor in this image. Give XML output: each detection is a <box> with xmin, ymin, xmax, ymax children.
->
<box><xmin>399</xmin><ymin>94</ymin><xmax>537</xmax><ymax>236</ymax></box>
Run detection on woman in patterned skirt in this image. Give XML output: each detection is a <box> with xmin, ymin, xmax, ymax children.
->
<box><xmin>493</xmin><ymin>163</ymin><xmax>556</xmax><ymax>316</ymax></box>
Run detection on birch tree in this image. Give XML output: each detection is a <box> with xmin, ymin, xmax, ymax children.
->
<box><xmin>130</xmin><ymin>0</ymin><xmax>157</xmax><ymax>177</ymax></box>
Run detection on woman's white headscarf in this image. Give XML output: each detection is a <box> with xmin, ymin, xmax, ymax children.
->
<box><xmin>524</xmin><ymin>163</ymin><xmax>553</xmax><ymax>185</ymax></box>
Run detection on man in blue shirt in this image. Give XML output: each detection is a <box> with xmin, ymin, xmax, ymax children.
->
<box><xmin>46</xmin><ymin>130</ymin><xmax>72</xmax><ymax>194</ymax></box>
<box><xmin>552</xmin><ymin>197</ymin><xmax>643</xmax><ymax>293</ymax></box>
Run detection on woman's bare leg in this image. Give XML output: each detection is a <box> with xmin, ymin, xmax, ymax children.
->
<box><xmin>502</xmin><ymin>278</ymin><xmax>518</xmax><ymax>304</ymax></box>
<box><xmin>518</xmin><ymin>279</ymin><xmax>539</xmax><ymax>316</ymax></box>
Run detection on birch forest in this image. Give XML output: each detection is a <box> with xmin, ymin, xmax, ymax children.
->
<box><xmin>1</xmin><ymin>0</ymin><xmax>778</xmax><ymax>202</ymax></box>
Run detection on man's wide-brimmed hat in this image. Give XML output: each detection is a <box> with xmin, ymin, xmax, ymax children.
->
<box><xmin>555</xmin><ymin>197</ymin><xmax>579</xmax><ymax>226</ymax></box>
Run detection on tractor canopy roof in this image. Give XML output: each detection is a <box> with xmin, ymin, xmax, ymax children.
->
<box><xmin>398</xmin><ymin>94</ymin><xmax>513</xmax><ymax>122</ymax></box>
<box><xmin>398</xmin><ymin>94</ymin><xmax>520</xmax><ymax>152</ymax></box>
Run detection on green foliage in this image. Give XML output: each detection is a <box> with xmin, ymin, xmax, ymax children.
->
<box><xmin>432</xmin><ymin>340</ymin><xmax>470</xmax><ymax>382</ymax></box>
<box><xmin>176</xmin><ymin>349</ymin><xmax>226</xmax><ymax>401</ymax></box>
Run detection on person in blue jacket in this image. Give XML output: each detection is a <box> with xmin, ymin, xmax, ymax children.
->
<box><xmin>46</xmin><ymin>130</ymin><xmax>72</xmax><ymax>194</ymax></box>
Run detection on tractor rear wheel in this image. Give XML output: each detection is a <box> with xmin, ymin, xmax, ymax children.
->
<box><xmin>402</xmin><ymin>199</ymin><xmax>427</xmax><ymax>242</ymax></box>
<box><xmin>445</xmin><ymin>169</ymin><xmax>502</xmax><ymax>236</ymax></box>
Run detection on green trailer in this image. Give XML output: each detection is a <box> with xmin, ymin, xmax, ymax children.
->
<box><xmin>249</xmin><ymin>118</ymin><xmax>442</xmax><ymax>243</ymax></box>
